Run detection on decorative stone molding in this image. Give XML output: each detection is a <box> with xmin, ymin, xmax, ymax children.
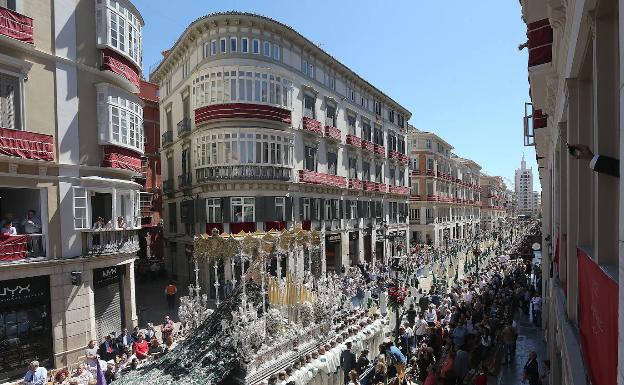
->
<box><xmin>8</xmin><ymin>163</ymin><xmax>17</xmax><ymax>174</ymax></box>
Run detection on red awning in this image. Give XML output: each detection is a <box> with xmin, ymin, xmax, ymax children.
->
<box><xmin>101</xmin><ymin>48</ymin><xmax>140</xmax><ymax>89</ymax></box>
<box><xmin>102</xmin><ymin>145</ymin><xmax>142</xmax><ymax>173</ymax></box>
<box><xmin>0</xmin><ymin>234</ymin><xmax>28</xmax><ymax>261</ymax></box>
<box><xmin>0</xmin><ymin>7</ymin><xmax>33</xmax><ymax>44</ymax></box>
<box><xmin>0</xmin><ymin>126</ymin><xmax>54</xmax><ymax>161</ymax></box>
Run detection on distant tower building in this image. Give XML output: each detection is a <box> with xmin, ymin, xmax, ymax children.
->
<box><xmin>515</xmin><ymin>155</ymin><xmax>537</xmax><ymax>217</ymax></box>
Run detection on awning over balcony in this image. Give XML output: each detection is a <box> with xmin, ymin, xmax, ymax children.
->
<box><xmin>102</xmin><ymin>145</ymin><xmax>142</xmax><ymax>173</ymax></box>
<box><xmin>0</xmin><ymin>7</ymin><xmax>33</xmax><ymax>44</ymax></box>
<box><xmin>0</xmin><ymin>127</ymin><xmax>54</xmax><ymax>161</ymax></box>
<box><xmin>101</xmin><ymin>48</ymin><xmax>141</xmax><ymax>89</ymax></box>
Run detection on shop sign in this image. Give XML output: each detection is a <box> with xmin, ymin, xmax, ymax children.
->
<box><xmin>93</xmin><ymin>266</ymin><xmax>124</xmax><ymax>289</ymax></box>
<box><xmin>0</xmin><ymin>275</ymin><xmax>49</xmax><ymax>306</ymax></box>
<box><xmin>326</xmin><ymin>234</ymin><xmax>341</xmax><ymax>243</ymax></box>
<box><xmin>349</xmin><ymin>232</ymin><xmax>359</xmax><ymax>241</ymax></box>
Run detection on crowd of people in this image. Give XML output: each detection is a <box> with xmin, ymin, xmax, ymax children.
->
<box><xmin>24</xmin><ymin>316</ymin><xmax>177</xmax><ymax>385</ymax></box>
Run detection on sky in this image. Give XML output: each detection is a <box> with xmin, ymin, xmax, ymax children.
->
<box><xmin>134</xmin><ymin>0</ymin><xmax>539</xmax><ymax>191</ymax></box>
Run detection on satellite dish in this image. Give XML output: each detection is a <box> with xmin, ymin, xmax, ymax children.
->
<box><xmin>532</xmin><ymin>242</ymin><xmax>541</xmax><ymax>251</ymax></box>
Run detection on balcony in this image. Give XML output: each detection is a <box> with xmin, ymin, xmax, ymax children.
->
<box><xmin>0</xmin><ymin>7</ymin><xmax>34</xmax><ymax>44</ymax></box>
<box><xmin>0</xmin><ymin>234</ymin><xmax>46</xmax><ymax>262</ymax></box>
<box><xmin>163</xmin><ymin>179</ymin><xmax>174</xmax><ymax>193</ymax></box>
<box><xmin>196</xmin><ymin>165</ymin><xmax>292</xmax><ymax>182</ymax></box>
<box><xmin>377</xmin><ymin>183</ymin><xmax>388</xmax><ymax>193</ymax></box>
<box><xmin>390</xmin><ymin>150</ymin><xmax>409</xmax><ymax>165</ymax></box>
<box><xmin>302</xmin><ymin>116</ymin><xmax>323</xmax><ymax>135</ymax></box>
<box><xmin>347</xmin><ymin>178</ymin><xmax>363</xmax><ymax>190</ymax></box>
<box><xmin>298</xmin><ymin>170</ymin><xmax>345</xmax><ymax>188</ymax></box>
<box><xmin>177</xmin><ymin>117</ymin><xmax>191</xmax><ymax>137</ymax></box>
<box><xmin>389</xmin><ymin>185</ymin><xmax>411</xmax><ymax>195</ymax></box>
<box><xmin>361</xmin><ymin>139</ymin><xmax>375</xmax><ymax>153</ymax></box>
<box><xmin>162</xmin><ymin>130</ymin><xmax>173</xmax><ymax>146</ymax></box>
<box><xmin>346</xmin><ymin>135</ymin><xmax>362</xmax><ymax>148</ymax></box>
<box><xmin>0</xmin><ymin>127</ymin><xmax>54</xmax><ymax>161</ymax></box>
<box><xmin>363</xmin><ymin>181</ymin><xmax>377</xmax><ymax>192</ymax></box>
<box><xmin>324</xmin><ymin>126</ymin><xmax>342</xmax><ymax>142</ymax></box>
<box><xmin>195</xmin><ymin>103</ymin><xmax>292</xmax><ymax>125</ymax></box>
<box><xmin>82</xmin><ymin>229</ymin><xmax>139</xmax><ymax>256</ymax></box>
<box><xmin>425</xmin><ymin>169</ymin><xmax>436</xmax><ymax>177</ymax></box>
<box><xmin>178</xmin><ymin>172</ymin><xmax>192</xmax><ymax>188</ymax></box>
<box><xmin>373</xmin><ymin>144</ymin><xmax>386</xmax><ymax>157</ymax></box>
<box><xmin>411</xmin><ymin>170</ymin><xmax>421</xmax><ymax>176</ymax></box>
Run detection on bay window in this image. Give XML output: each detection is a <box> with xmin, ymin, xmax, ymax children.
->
<box><xmin>192</xmin><ymin>66</ymin><xmax>292</xmax><ymax>110</ymax></box>
<box><xmin>194</xmin><ymin>129</ymin><xmax>293</xmax><ymax>168</ymax></box>
<box><xmin>95</xmin><ymin>0</ymin><xmax>143</xmax><ymax>67</ymax></box>
<box><xmin>73</xmin><ymin>186</ymin><xmax>140</xmax><ymax>230</ymax></box>
<box><xmin>97</xmin><ymin>84</ymin><xmax>144</xmax><ymax>154</ymax></box>
<box><xmin>231</xmin><ymin>197</ymin><xmax>254</xmax><ymax>223</ymax></box>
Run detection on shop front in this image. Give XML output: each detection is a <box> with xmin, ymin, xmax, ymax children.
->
<box><xmin>375</xmin><ymin>229</ymin><xmax>385</xmax><ymax>263</ymax></box>
<box><xmin>0</xmin><ymin>275</ymin><xmax>52</xmax><ymax>382</ymax></box>
<box><xmin>325</xmin><ymin>233</ymin><xmax>341</xmax><ymax>273</ymax></box>
<box><xmin>93</xmin><ymin>266</ymin><xmax>126</xmax><ymax>341</ymax></box>
<box><xmin>363</xmin><ymin>230</ymin><xmax>372</xmax><ymax>263</ymax></box>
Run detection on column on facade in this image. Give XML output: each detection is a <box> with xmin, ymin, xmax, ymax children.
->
<box><xmin>557</xmin><ymin>141</ymin><xmax>568</xmax><ymax>284</ymax></box>
<box><xmin>565</xmin><ymin>80</ymin><xmax>580</xmax><ymax>321</ymax></box>
<box><xmin>341</xmin><ymin>231</ymin><xmax>349</xmax><ymax>269</ymax></box>
<box><xmin>593</xmin><ymin>14</ymin><xmax>619</xmax><ymax>266</ymax></box>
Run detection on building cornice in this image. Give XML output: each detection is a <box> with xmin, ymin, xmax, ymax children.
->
<box><xmin>150</xmin><ymin>12</ymin><xmax>410</xmax><ymax>118</ymax></box>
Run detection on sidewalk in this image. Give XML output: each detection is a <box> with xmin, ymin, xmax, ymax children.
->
<box><xmin>492</xmin><ymin>311</ymin><xmax>547</xmax><ymax>385</ymax></box>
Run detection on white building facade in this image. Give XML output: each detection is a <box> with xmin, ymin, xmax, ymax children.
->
<box><xmin>515</xmin><ymin>155</ymin><xmax>539</xmax><ymax>217</ymax></box>
<box><xmin>151</xmin><ymin>13</ymin><xmax>411</xmax><ymax>290</ymax></box>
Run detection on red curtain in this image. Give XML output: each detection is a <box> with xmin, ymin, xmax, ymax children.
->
<box><xmin>0</xmin><ymin>127</ymin><xmax>54</xmax><ymax>161</ymax></box>
<box><xmin>101</xmin><ymin>49</ymin><xmax>140</xmax><ymax>88</ymax></box>
<box><xmin>0</xmin><ymin>7</ymin><xmax>33</xmax><ymax>44</ymax></box>
<box><xmin>577</xmin><ymin>248</ymin><xmax>618</xmax><ymax>385</ymax></box>
<box><xmin>229</xmin><ymin>222</ymin><xmax>256</xmax><ymax>234</ymax></box>
<box><xmin>102</xmin><ymin>145</ymin><xmax>142</xmax><ymax>173</ymax></box>
<box><xmin>0</xmin><ymin>235</ymin><xmax>28</xmax><ymax>261</ymax></box>
<box><xmin>265</xmin><ymin>221</ymin><xmax>286</xmax><ymax>232</ymax></box>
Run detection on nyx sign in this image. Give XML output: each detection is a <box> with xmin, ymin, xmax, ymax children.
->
<box><xmin>0</xmin><ymin>275</ymin><xmax>50</xmax><ymax>306</ymax></box>
<box><xmin>93</xmin><ymin>266</ymin><xmax>124</xmax><ymax>288</ymax></box>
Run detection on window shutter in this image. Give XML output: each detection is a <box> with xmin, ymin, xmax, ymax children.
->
<box><xmin>222</xmin><ymin>197</ymin><xmax>231</xmax><ymax>223</ymax></box>
<box><xmin>342</xmin><ymin>200</ymin><xmax>349</xmax><ymax>219</ymax></box>
<box><xmin>285</xmin><ymin>197</ymin><xmax>293</xmax><ymax>222</ymax></box>
<box><xmin>317</xmin><ymin>198</ymin><xmax>323</xmax><ymax>220</ymax></box>
<box><xmin>195</xmin><ymin>198</ymin><xmax>206</xmax><ymax>223</ymax></box>
<box><xmin>0</xmin><ymin>73</ymin><xmax>19</xmax><ymax>130</ymax></box>
<box><xmin>375</xmin><ymin>201</ymin><xmax>382</xmax><ymax>218</ymax></box>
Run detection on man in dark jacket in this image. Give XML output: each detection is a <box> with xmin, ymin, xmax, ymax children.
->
<box><xmin>569</xmin><ymin>144</ymin><xmax>619</xmax><ymax>177</ymax></box>
<box><xmin>523</xmin><ymin>351</ymin><xmax>540</xmax><ymax>385</ymax></box>
<box><xmin>340</xmin><ymin>342</ymin><xmax>357</xmax><ymax>384</ymax></box>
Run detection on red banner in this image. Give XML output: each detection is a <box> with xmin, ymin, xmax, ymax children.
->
<box><xmin>101</xmin><ymin>48</ymin><xmax>140</xmax><ymax>89</ymax></box>
<box><xmin>577</xmin><ymin>248</ymin><xmax>618</xmax><ymax>385</ymax></box>
<box><xmin>102</xmin><ymin>145</ymin><xmax>142</xmax><ymax>173</ymax></box>
<box><xmin>0</xmin><ymin>126</ymin><xmax>54</xmax><ymax>161</ymax></box>
<box><xmin>0</xmin><ymin>234</ymin><xmax>28</xmax><ymax>261</ymax></box>
<box><xmin>0</xmin><ymin>7</ymin><xmax>34</xmax><ymax>44</ymax></box>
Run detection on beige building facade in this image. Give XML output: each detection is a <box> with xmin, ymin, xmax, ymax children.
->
<box><xmin>407</xmin><ymin>127</ymin><xmax>483</xmax><ymax>246</ymax></box>
<box><xmin>0</xmin><ymin>0</ymin><xmax>146</xmax><ymax>380</ymax></box>
<box><xmin>151</xmin><ymin>12</ymin><xmax>411</xmax><ymax>291</ymax></box>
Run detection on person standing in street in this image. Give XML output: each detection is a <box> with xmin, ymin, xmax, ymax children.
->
<box><xmin>165</xmin><ymin>281</ymin><xmax>177</xmax><ymax>310</ymax></box>
<box><xmin>340</xmin><ymin>342</ymin><xmax>356</xmax><ymax>384</ymax></box>
<box><xmin>523</xmin><ymin>351</ymin><xmax>540</xmax><ymax>385</ymax></box>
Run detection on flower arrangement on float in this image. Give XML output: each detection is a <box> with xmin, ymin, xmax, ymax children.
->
<box><xmin>387</xmin><ymin>284</ymin><xmax>409</xmax><ymax>311</ymax></box>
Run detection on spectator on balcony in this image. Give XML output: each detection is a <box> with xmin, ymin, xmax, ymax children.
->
<box><xmin>117</xmin><ymin>216</ymin><xmax>128</xmax><ymax>229</ymax></box>
<box><xmin>0</xmin><ymin>220</ymin><xmax>17</xmax><ymax>235</ymax></box>
<box><xmin>569</xmin><ymin>143</ymin><xmax>619</xmax><ymax>177</ymax></box>
<box><xmin>1</xmin><ymin>212</ymin><xmax>13</xmax><ymax>226</ymax></box>
<box><xmin>92</xmin><ymin>217</ymin><xmax>105</xmax><ymax>230</ymax></box>
<box><xmin>21</xmin><ymin>209</ymin><xmax>41</xmax><ymax>234</ymax></box>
